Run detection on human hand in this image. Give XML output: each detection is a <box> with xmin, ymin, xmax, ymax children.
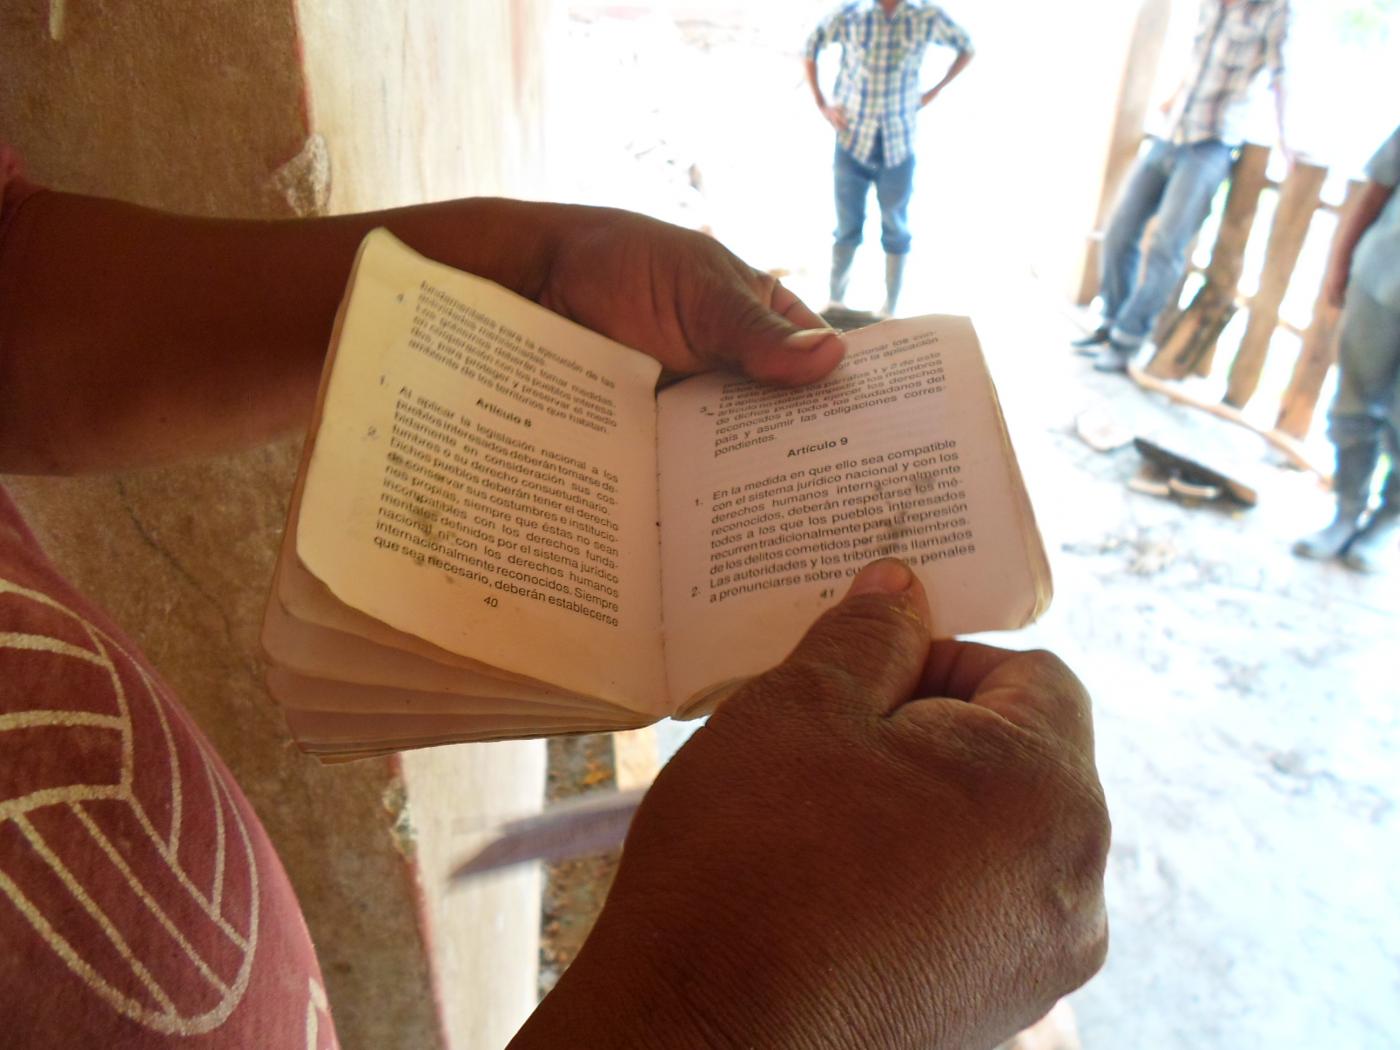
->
<box><xmin>920</xmin><ymin>85</ymin><xmax>943</xmax><ymax>108</ymax></box>
<box><xmin>820</xmin><ymin>102</ymin><xmax>850</xmax><ymax>132</ymax></box>
<box><xmin>539</xmin><ymin>206</ymin><xmax>845</xmax><ymax>387</ymax></box>
<box><xmin>512</xmin><ymin>559</ymin><xmax>1110</xmax><ymax>1050</ymax></box>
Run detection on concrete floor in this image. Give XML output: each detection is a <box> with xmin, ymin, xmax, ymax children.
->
<box><xmin>559</xmin><ymin>10</ymin><xmax>1400</xmax><ymax>1047</ymax></box>
<box><xmin>983</xmin><ymin>314</ymin><xmax>1400</xmax><ymax>1050</ymax></box>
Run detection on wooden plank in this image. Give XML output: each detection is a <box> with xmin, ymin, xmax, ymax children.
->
<box><xmin>1223</xmin><ymin>160</ymin><xmax>1328</xmax><ymax>407</ymax></box>
<box><xmin>1275</xmin><ymin>179</ymin><xmax>1367</xmax><ymax>439</ymax></box>
<box><xmin>1128</xmin><ymin>364</ymin><xmax>1330</xmax><ymax>477</ymax></box>
<box><xmin>1132</xmin><ymin>436</ymin><xmax>1258</xmax><ymax>506</ymax></box>
<box><xmin>1146</xmin><ymin>143</ymin><xmax>1271</xmax><ymax>379</ymax></box>
<box><xmin>612</xmin><ymin>727</ymin><xmax>661</xmax><ymax>791</ymax></box>
<box><xmin>1076</xmin><ymin>0</ymin><xmax>1174</xmax><ymax>305</ymax></box>
<box><xmin>1124</xmin><ymin>394</ymin><xmax>1271</xmax><ymax>507</ymax></box>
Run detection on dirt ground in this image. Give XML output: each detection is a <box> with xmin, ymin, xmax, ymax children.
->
<box><xmin>974</xmin><ymin>314</ymin><xmax>1400</xmax><ymax>1049</ymax></box>
<box><xmin>553</xmin><ymin>9</ymin><xmax>1400</xmax><ymax>1047</ymax></box>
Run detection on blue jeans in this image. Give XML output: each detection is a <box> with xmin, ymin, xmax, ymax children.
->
<box><xmin>1100</xmin><ymin>137</ymin><xmax>1235</xmax><ymax>348</ymax></box>
<box><xmin>833</xmin><ymin>142</ymin><xmax>915</xmax><ymax>255</ymax></box>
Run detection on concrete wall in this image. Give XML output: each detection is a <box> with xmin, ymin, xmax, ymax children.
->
<box><xmin>1</xmin><ymin>2</ymin><xmax>553</xmax><ymax>1046</ymax></box>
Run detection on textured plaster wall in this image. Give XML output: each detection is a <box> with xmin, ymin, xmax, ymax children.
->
<box><xmin>0</xmin><ymin>2</ymin><xmax>311</xmax><ymax>215</ymax></box>
<box><xmin>1</xmin><ymin>2</ymin><xmax>552</xmax><ymax>1046</ymax></box>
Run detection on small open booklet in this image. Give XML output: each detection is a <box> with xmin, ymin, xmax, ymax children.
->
<box><xmin>262</xmin><ymin>230</ymin><xmax>1051</xmax><ymax>758</ymax></box>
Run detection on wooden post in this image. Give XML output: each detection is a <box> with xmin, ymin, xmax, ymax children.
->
<box><xmin>612</xmin><ymin>727</ymin><xmax>661</xmax><ymax>791</ymax></box>
<box><xmin>1145</xmin><ymin>144</ymin><xmax>1271</xmax><ymax>379</ymax></box>
<box><xmin>1274</xmin><ymin>179</ymin><xmax>1366</xmax><ymax>439</ymax></box>
<box><xmin>1075</xmin><ymin>0</ymin><xmax>1174</xmax><ymax>305</ymax></box>
<box><xmin>1223</xmin><ymin>160</ymin><xmax>1328</xmax><ymax>407</ymax></box>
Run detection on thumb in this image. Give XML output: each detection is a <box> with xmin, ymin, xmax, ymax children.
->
<box><xmin>736</xmin><ymin>559</ymin><xmax>933</xmax><ymax>722</ymax></box>
<box><xmin>711</xmin><ymin>280</ymin><xmax>846</xmax><ymax>387</ymax></box>
<box><xmin>746</xmin><ymin>326</ymin><xmax>847</xmax><ymax>387</ymax></box>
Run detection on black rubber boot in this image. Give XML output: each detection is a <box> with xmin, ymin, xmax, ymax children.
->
<box><xmin>1293</xmin><ymin>441</ymin><xmax>1377</xmax><ymax>560</ymax></box>
<box><xmin>1343</xmin><ymin>466</ymin><xmax>1399</xmax><ymax>573</ymax></box>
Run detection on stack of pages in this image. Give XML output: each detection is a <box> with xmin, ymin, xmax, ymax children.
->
<box><xmin>262</xmin><ymin>231</ymin><xmax>1051</xmax><ymax>758</ymax></box>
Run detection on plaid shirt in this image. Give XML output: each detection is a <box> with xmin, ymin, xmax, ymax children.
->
<box><xmin>805</xmin><ymin>1</ymin><xmax>972</xmax><ymax>168</ymax></box>
<box><xmin>1168</xmin><ymin>0</ymin><xmax>1289</xmax><ymax>146</ymax></box>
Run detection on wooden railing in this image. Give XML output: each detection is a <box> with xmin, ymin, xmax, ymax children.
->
<box><xmin>1137</xmin><ymin>142</ymin><xmax>1359</xmax><ymax>473</ymax></box>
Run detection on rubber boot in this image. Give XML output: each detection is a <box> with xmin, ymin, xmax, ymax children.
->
<box><xmin>1343</xmin><ymin>467</ymin><xmax>1400</xmax><ymax>573</ymax></box>
<box><xmin>1293</xmin><ymin>441</ymin><xmax>1377</xmax><ymax>559</ymax></box>
<box><xmin>829</xmin><ymin>243</ymin><xmax>856</xmax><ymax>309</ymax></box>
<box><xmin>879</xmin><ymin>252</ymin><xmax>907</xmax><ymax>318</ymax></box>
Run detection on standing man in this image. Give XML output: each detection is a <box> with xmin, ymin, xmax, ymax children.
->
<box><xmin>1076</xmin><ymin>0</ymin><xmax>1291</xmax><ymax>372</ymax></box>
<box><xmin>804</xmin><ymin>0</ymin><xmax>974</xmax><ymax>319</ymax></box>
<box><xmin>1294</xmin><ymin>124</ymin><xmax>1400</xmax><ymax>574</ymax></box>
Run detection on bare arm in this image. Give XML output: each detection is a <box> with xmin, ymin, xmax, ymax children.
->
<box><xmin>804</xmin><ymin>56</ymin><xmax>847</xmax><ymax>132</ymax></box>
<box><xmin>1323</xmin><ymin>179</ymin><xmax>1395</xmax><ymax>308</ymax></box>
<box><xmin>920</xmin><ymin>47</ymin><xmax>974</xmax><ymax>107</ymax></box>
<box><xmin>1266</xmin><ymin>4</ymin><xmax>1291</xmax><ymax>165</ymax></box>
<box><xmin>0</xmin><ymin>193</ymin><xmax>843</xmax><ymax>474</ymax></box>
<box><xmin>1158</xmin><ymin>78</ymin><xmax>1185</xmax><ymax>117</ymax></box>
<box><xmin>1271</xmin><ymin>77</ymin><xmax>1293</xmax><ymax>167</ymax></box>
<box><xmin>803</xmin><ymin>56</ymin><xmax>825</xmax><ymax>110</ymax></box>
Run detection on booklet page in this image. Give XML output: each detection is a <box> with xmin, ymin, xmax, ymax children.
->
<box><xmin>656</xmin><ymin>315</ymin><xmax>1047</xmax><ymax>706</ymax></box>
<box><xmin>296</xmin><ymin>231</ymin><xmax>669</xmax><ymax>711</ymax></box>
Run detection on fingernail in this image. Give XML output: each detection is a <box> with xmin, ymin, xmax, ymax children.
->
<box><xmin>847</xmin><ymin>558</ymin><xmax>913</xmax><ymax>597</ymax></box>
<box><xmin>785</xmin><ymin>327</ymin><xmax>841</xmax><ymax>352</ymax></box>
